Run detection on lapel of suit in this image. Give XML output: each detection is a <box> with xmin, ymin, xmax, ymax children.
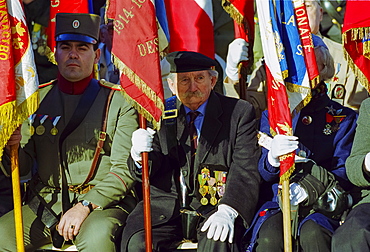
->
<box><xmin>176</xmin><ymin>101</ymin><xmax>191</xmax><ymax>168</ymax></box>
<box><xmin>194</xmin><ymin>92</ymin><xmax>223</xmax><ymax>175</ymax></box>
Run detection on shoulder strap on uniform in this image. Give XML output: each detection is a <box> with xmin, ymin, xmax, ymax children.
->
<box><xmin>163</xmin><ymin>95</ymin><xmax>178</xmax><ymax>124</ymax></box>
<box><xmin>161</xmin><ymin>96</ymin><xmax>178</xmax><ymax>154</ymax></box>
<box><xmin>58</xmin><ymin>79</ymin><xmax>101</xmax><ymax>213</ymax></box>
<box><xmin>71</xmin><ymin>88</ymin><xmax>115</xmax><ymax>193</ymax></box>
<box><xmin>99</xmin><ymin>79</ymin><xmax>122</xmax><ymax>91</ymax></box>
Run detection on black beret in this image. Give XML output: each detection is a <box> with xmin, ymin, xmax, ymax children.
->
<box><xmin>166</xmin><ymin>51</ymin><xmax>216</xmax><ymax>73</ymax></box>
<box><xmin>55</xmin><ymin>13</ymin><xmax>101</xmax><ymax>44</ymax></box>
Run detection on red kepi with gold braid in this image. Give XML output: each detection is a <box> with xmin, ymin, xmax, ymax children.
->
<box><xmin>106</xmin><ymin>1</ymin><xmax>164</xmax><ymax>251</ymax></box>
<box><xmin>342</xmin><ymin>0</ymin><xmax>370</xmax><ymax>92</ymax></box>
<box><xmin>0</xmin><ymin>1</ymin><xmax>39</xmax><ymax>251</ymax></box>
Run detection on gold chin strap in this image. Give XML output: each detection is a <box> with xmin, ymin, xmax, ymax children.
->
<box><xmin>94</xmin><ymin>63</ymin><xmax>100</xmax><ymax>79</ymax></box>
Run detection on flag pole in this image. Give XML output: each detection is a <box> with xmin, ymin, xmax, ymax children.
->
<box><xmin>234</xmin><ymin>22</ymin><xmax>249</xmax><ymax>100</ymax></box>
<box><xmin>10</xmin><ymin>144</ymin><xmax>25</xmax><ymax>252</ymax></box>
<box><xmin>139</xmin><ymin>115</ymin><xmax>152</xmax><ymax>252</ymax></box>
<box><xmin>281</xmin><ymin>178</ymin><xmax>292</xmax><ymax>252</ymax></box>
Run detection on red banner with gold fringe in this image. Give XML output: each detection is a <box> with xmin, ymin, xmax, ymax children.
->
<box><xmin>0</xmin><ymin>0</ymin><xmax>39</xmax><ymax>160</ymax></box>
<box><xmin>342</xmin><ymin>0</ymin><xmax>370</xmax><ymax>93</ymax></box>
<box><xmin>107</xmin><ymin>0</ymin><xmax>164</xmax><ymax>129</ymax></box>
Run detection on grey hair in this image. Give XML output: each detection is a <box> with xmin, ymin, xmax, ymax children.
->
<box><xmin>314</xmin><ymin>45</ymin><xmax>335</xmax><ymax>82</ymax></box>
<box><xmin>168</xmin><ymin>69</ymin><xmax>219</xmax><ymax>82</ymax></box>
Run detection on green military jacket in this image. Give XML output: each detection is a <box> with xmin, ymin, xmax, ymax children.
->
<box><xmin>346</xmin><ymin>98</ymin><xmax>370</xmax><ymax>206</ymax></box>
<box><xmin>16</xmin><ymin>79</ymin><xmax>138</xmax><ymax>214</ymax></box>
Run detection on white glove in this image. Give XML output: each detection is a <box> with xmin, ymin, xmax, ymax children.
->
<box><xmin>201</xmin><ymin>204</ymin><xmax>238</xmax><ymax>243</ymax></box>
<box><xmin>130</xmin><ymin>128</ymin><xmax>156</xmax><ymax>162</ymax></box>
<box><xmin>225</xmin><ymin>38</ymin><xmax>249</xmax><ymax>81</ymax></box>
<box><xmin>364</xmin><ymin>152</ymin><xmax>370</xmax><ymax>172</ymax></box>
<box><xmin>289</xmin><ymin>183</ymin><xmax>308</xmax><ymax>205</ymax></box>
<box><xmin>268</xmin><ymin>135</ymin><xmax>299</xmax><ymax>167</ymax></box>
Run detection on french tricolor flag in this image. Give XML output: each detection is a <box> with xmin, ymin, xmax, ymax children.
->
<box><xmin>164</xmin><ymin>0</ymin><xmax>215</xmax><ymax>59</ymax></box>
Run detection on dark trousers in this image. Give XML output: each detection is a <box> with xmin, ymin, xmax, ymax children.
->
<box><xmin>255</xmin><ymin>212</ymin><xmax>331</xmax><ymax>252</ymax></box>
<box><xmin>0</xmin><ymin>174</ymin><xmax>13</xmax><ymax>217</ymax></box>
<box><xmin>124</xmin><ymin>216</ymin><xmax>245</xmax><ymax>252</ymax></box>
<box><xmin>332</xmin><ymin>203</ymin><xmax>370</xmax><ymax>252</ymax></box>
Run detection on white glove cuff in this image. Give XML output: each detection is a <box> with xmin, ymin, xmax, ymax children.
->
<box><xmin>225</xmin><ymin>65</ymin><xmax>239</xmax><ymax>81</ymax></box>
<box><xmin>268</xmin><ymin>150</ymin><xmax>280</xmax><ymax>167</ymax></box>
<box><xmin>365</xmin><ymin>152</ymin><xmax>370</xmax><ymax>172</ymax></box>
<box><xmin>218</xmin><ymin>204</ymin><xmax>238</xmax><ymax>218</ymax></box>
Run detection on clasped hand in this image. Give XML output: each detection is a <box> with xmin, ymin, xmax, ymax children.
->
<box><xmin>130</xmin><ymin>128</ymin><xmax>156</xmax><ymax>162</ymax></box>
<box><xmin>226</xmin><ymin>38</ymin><xmax>249</xmax><ymax>81</ymax></box>
<box><xmin>268</xmin><ymin>134</ymin><xmax>298</xmax><ymax>167</ymax></box>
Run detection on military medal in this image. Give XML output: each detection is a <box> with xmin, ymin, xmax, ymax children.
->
<box><xmin>28</xmin><ymin>114</ymin><xmax>36</xmax><ymax>136</ymax></box>
<box><xmin>36</xmin><ymin>115</ymin><xmax>48</xmax><ymax>135</ymax></box>
<box><xmin>198</xmin><ymin>168</ymin><xmax>210</xmax><ymax>205</ymax></box>
<box><xmin>50</xmin><ymin>116</ymin><xmax>61</xmax><ymax>135</ymax></box>
<box><xmin>323</xmin><ymin>106</ymin><xmax>346</xmax><ymax>135</ymax></box>
<box><xmin>200</xmin><ymin>197</ymin><xmax>209</xmax><ymax>205</ymax></box>
<box><xmin>208</xmin><ymin>178</ymin><xmax>217</xmax><ymax>206</ymax></box>
<box><xmin>36</xmin><ymin>125</ymin><xmax>45</xmax><ymax>135</ymax></box>
<box><xmin>302</xmin><ymin>116</ymin><xmax>312</xmax><ymax>125</ymax></box>
<box><xmin>323</xmin><ymin>124</ymin><xmax>332</xmax><ymax>135</ymax></box>
<box><xmin>215</xmin><ymin>171</ymin><xmax>227</xmax><ymax>203</ymax></box>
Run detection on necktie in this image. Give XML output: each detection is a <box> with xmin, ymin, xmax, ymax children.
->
<box><xmin>188</xmin><ymin>111</ymin><xmax>200</xmax><ymax>168</ymax></box>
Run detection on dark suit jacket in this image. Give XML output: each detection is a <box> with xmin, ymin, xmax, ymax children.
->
<box><xmin>122</xmin><ymin>91</ymin><xmax>261</xmax><ymax>246</ymax></box>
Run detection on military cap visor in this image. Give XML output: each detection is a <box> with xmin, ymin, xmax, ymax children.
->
<box><xmin>55</xmin><ymin>13</ymin><xmax>101</xmax><ymax>44</ymax></box>
<box><xmin>166</xmin><ymin>51</ymin><xmax>216</xmax><ymax>73</ymax></box>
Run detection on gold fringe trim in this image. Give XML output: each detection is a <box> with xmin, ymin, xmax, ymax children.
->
<box><xmin>310</xmin><ymin>76</ymin><xmax>320</xmax><ymax>89</ymax></box>
<box><xmin>282</xmin><ymin>70</ymin><xmax>288</xmax><ymax>80</ymax></box>
<box><xmin>0</xmin><ymin>91</ymin><xmax>39</xmax><ymax>161</ymax></box>
<box><xmin>45</xmin><ymin>45</ymin><xmax>57</xmax><ymax>65</ymax></box>
<box><xmin>285</xmin><ymin>82</ymin><xmax>312</xmax><ymax>118</ymax></box>
<box><xmin>112</xmin><ymin>54</ymin><xmax>164</xmax><ymax>130</ymax></box>
<box><xmin>364</xmin><ymin>40</ymin><xmax>370</xmax><ymax>60</ymax></box>
<box><xmin>343</xmin><ymin>47</ymin><xmax>370</xmax><ymax>94</ymax></box>
<box><xmin>279</xmin><ymin>163</ymin><xmax>295</xmax><ymax>183</ymax></box>
<box><xmin>222</xmin><ymin>0</ymin><xmax>245</xmax><ymax>25</ymax></box>
<box><xmin>120</xmin><ymin>90</ymin><xmax>161</xmax><ymax>130</ymax></box>
<box><xmin>343</xmin><ymin>28</ymin><xmax>370</xmax><ymax>60</ymax></box>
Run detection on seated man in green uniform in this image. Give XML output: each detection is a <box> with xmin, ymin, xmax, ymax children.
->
<box><xmin>0</xmin><ymin>13</ymin><xmax>138</xmax><ymax>252</ymax></box>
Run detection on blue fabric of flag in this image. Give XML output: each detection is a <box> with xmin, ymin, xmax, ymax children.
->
<box><xmin>275</xmin><ymin>0</ymin><xmax>307</xmax><ymax>86</ymax></box>
<box><xmin>269</xmin><ymin>0</ymin><xmax>288</xmax><ymax>76</ymax></box>
<box><xmin>155</xmin><ymin>0</ymin><xmax>170</xmax><ymax>42</ymax></box>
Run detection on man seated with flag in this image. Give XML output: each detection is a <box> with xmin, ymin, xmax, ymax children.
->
<box><xmin>225</xmin><ymin>0</ymin><xmax>368</xmax><ymax>118</ymax></box>
<box><xmin>244</xmin><ymin>35</ymin><xmax>357</xmax><ymax>252</ymax></box>
<box><xmin>0</xmin><ymin>13</ymin><xmax>138</xmax><ymax>251</ymax></box>
<box><xmin>121</xmin><ymin>51</ymin><xmax>261</xmax><ymax>252</ymax></box>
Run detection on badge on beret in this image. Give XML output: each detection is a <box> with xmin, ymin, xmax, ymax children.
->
<box><xmin>72</xmin><ymin>20</ymin><xmax>80</xmax><ymax>29</ymax></box>
<box><xmin>331</xmin><ymin>84</ymin><xmax>346</xmax><ymax>100</ymax></box>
